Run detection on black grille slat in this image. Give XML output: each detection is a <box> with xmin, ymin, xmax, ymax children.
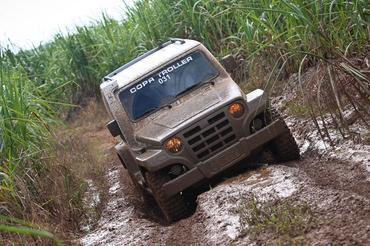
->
<box><xmin>206</xmin><ymin>135</ymin><xmax>220</xmax><ymax>145</ymax></box>
<box><xmin>216</xmin><ymin>119</ymin><xmax>229</xmax><ymax>129</ymax></box>
<box><xmin>202</xmin><ymin>128</ymin><xmax>216</xmax><ymax>137</ymax></box>
<box><xmin>183</xmin><ymin>110</ymin><xmax>238</xmax><ymax>161</ymax></box>
<box><xmin>224</xmin><ymin>135</ymin><xmax>236</xmax><ymax>143</ymax></box>
<box><xmin>208</xmin><ymin>112</ymin><xmax>225</xmax><ymax>124</ymax></box>
<box><xmin>184</xmin><ymin>126</ymin><xmax>201</xmax><ymax>138</ymax></box>
<box><xmin>188</xmin><ymin>136</ymin><xmax>201</xmax><ymax>145</ymax></box>
<box><xmin>220</xmin><ymin>127</ymin><xmax>233</xmax><ymax>136</ymax></box>
<box><xmin>210</xmin><ymin>142</ymin><xmax>223</xmax><ymax>151</ymax></box>
<box><xmin>193</xmin><ymin>143</ymin><xmax>206</xmax><ymax>152</ymax></box>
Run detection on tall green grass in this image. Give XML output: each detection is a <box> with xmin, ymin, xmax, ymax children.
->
<box><xmin>0</xmin><ymin>215</ymin><xmax>62</xmax><ymax>245</ymax></box>
<box><xmin>0</xmin><ymin>0</ymin><xmax>369</xmax><ymax>242</ymax></box>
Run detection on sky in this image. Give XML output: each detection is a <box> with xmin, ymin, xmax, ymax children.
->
<box><xmin>0</xmin><ymin>0</ymin><xmax>133</xmax><ymax>49</ymax></box>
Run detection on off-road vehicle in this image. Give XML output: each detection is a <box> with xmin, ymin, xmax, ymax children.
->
<box><xmin>100</xmin><ymin>38</ymin><xmax>299</xmax><ymax>223</ymax></box>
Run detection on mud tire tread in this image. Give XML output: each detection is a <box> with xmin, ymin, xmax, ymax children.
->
<box><xmin>128</xmin><ymin>171</ymin><xmax>155</xmax><ymax>204</ymax></box>
<box><xmin>269</xmin><ymin>110</ymin><xmax>300</xmax><ymax>162</ymax></box>
<box><xmin>145</xmin><ymin>171</ymin><xmax>189</xmax><ymax>223</ymax></box>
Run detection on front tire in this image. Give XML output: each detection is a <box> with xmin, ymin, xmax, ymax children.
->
<box><xmin>145</xmin><ymin>171</ymin><xmax>189</xmax><ymax>223</ymax></box>
<box><xmin>128</xmin><ymin>171</ymin><xmax>154</xmax><ymax>204</ymax></box>
<box><xmin>270</xmin><ymin>121</ymin><xmax>300</xmax><ymax>162</ymax></box>
<box><xmin>263</xmin><ymin>108</ymin><xmax>300</xmax><ymax>162</ymax></box>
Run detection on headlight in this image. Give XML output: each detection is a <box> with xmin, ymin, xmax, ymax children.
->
<box><xmin>229</xmin><ymin>102</ymin><xmax>245</xmax><ymax>118</ymax></box>
<box><xmin>164</xmin><ymin>137</ymin><xmax>183</xmax><ymax>153</ymax></box>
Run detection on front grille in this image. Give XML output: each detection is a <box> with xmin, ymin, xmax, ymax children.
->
<box><xmin>183</xmin><ymin>111</ymin><xmax>237</xmax><ymax>160</ymax></box>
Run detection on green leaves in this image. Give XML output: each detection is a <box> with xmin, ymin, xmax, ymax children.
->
<box><xmin>0</xmin><ymin>215</ymin><xmax>62</xmax><ymax>246</ymax></box>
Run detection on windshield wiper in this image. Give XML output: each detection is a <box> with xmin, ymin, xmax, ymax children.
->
<box><xmin>139</xmin><ymin>107</ymin><xmax>158</xmax><ymax>117</ymax></box>
<box><xmin>175</xmin><ymin>84</ymin><xmax>199</xmax><ymax>98</ymax></box>
<box><xmin>139</xmin><ymin>104</ymin><xmax>172</xmax><ymax>118</ymax></box>
<box><xmin>175</xmin><ymin>81</ymin><xmax>214</xmax><ymax>98</ymax></box>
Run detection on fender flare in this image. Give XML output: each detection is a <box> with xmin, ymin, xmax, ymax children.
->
<box><xmin>114</xmin><ymin>141</ymin><xmax>140</xmax><ymax>174</ymax></box>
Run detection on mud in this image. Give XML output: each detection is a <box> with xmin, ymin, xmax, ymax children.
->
<box><xmin>77</xmin><ymin>112</ymin><xmax>370</xmax><ymax>246</ymax></box>
<box><xmin>80</xmin><ymin>160</ymin><xmax>370</xmax><ymax>245</ymax></box>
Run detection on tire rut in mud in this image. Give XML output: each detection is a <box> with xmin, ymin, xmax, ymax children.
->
<box><xmin>118</xmin><ymin>168</ymin><xmax>206</xmax><ymax>245</ymax></box>
<box><xmin>290</xmin><ymin>157</ymin><xmax>370</xmax><ymax>245</ymax></box>
<box><xmin>299</xmin><ymin>156</ymin><xmax>370</xmax><ymax>199</ymax></box>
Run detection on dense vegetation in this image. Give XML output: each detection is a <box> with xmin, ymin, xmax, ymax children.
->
<box><xmin>0</xmin><ymin>0</ymin><xmax>369</xmax><ymax>243</ymax></box>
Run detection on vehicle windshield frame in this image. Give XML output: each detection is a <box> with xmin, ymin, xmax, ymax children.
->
<box><xmin>117</xmin><ymin>51</ymin><xmax>219</xmax><ymax>122</ymax></box>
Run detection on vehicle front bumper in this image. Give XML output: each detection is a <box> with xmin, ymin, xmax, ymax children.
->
<box><xmin>161</xmin><ymin>119</ymin><xmax>287</xmax><ymax>196</ymax></box>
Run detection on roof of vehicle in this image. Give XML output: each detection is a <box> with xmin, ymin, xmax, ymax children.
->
<box><xmin>105</xmin><ymin>39</ymin><xmax>201</xmax><ymax>89</ymax></box>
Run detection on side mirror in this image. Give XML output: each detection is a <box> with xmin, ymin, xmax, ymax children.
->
<box><xmin>106</xmin><ymin>120</ymin><xmax>121</xmax><ymax>137</ymax></box>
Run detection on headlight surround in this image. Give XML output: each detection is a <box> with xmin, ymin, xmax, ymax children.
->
<box><xmin>229</xmin><ymin>102</ymin><xmax>245</xmax><ymax>118</ymax></box>
<box><xmin>164</xmin><ymin>137</ymin><xmax>183</xmax><ymax>153</ymax></box>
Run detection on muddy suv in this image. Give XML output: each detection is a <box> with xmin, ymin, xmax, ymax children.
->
<box><xmin>101</xmin><ymin>38</ymin><xmax>299</xmax><ymax>222</ymax></box>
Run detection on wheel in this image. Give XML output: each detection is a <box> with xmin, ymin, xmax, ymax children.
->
<box><xmin>127</xmin><ymin>171</ymin><xmax>154</xmax><ymax>205</ymax></box>
<box><xmin>269</xmin><ymin>118</ymin><xmax>300</xmax><ymax>162</ymax></box>
<box><xmin>145</xmin><ymin>171</ymin><xmax>189</xmax><ymax>223</ymax></box>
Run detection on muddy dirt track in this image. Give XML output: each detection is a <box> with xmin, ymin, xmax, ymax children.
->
<box><xmin>78</xmin><ymin>112</ymin><xmax>370</xmax><ymax>246</ymax></box>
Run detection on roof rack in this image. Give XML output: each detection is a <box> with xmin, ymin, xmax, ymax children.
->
<box><xmin>103</xmin><ymin>38</ymin><xmax>186</xmax><ymax>81</ymax></box>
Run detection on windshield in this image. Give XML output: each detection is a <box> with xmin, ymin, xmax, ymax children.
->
<box><xmin>118</xmin><ymin>51</ymin><xmax>218</xmax><ymax>121</ymax></box>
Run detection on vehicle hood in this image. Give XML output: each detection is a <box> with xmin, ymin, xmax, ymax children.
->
<box><xmin>134</xmin><ymin>80</ymin><xmax>243</xmax><ymax>145</ymax></box>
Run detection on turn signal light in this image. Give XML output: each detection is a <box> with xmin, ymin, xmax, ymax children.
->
<box><xmin>164</xmin><ymin>137</ymin><xmax>183</xmax><ymax>153</ymax></box>
<box><xmin>229</xmin><ymin>102</ymin><xmax>245</xmax><ymax>118</ymax></box>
